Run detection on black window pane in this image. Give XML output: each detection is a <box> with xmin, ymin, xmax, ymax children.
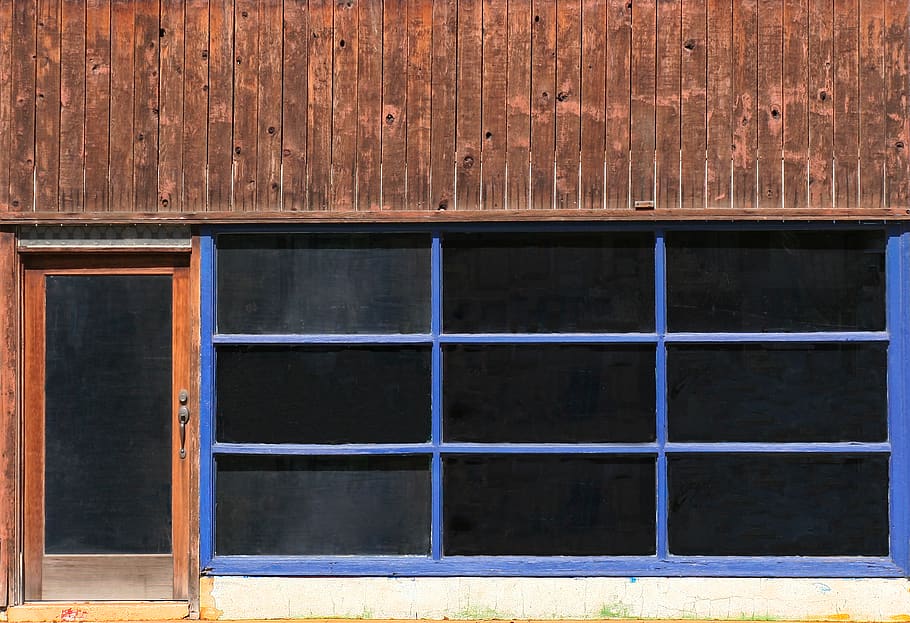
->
<box><xmin>443</xmin><ymin>455</ymin><xmax>656</xmax><ymax>555</ymax></box>
<box><xmin>45</xmin><ymin>276</ymin><xmax>172</xmax><ymax>554</ymax></box>
<box><xmin>217</xmin><ymin>234</ymin><xmax>431</xmax><ymax>334</ymax></box>
<box><xmin>216</xmin><ymin>455</ymin><xmax>430</xmax><ymax>555</ymax></box>
<box><xmin>217</xmin><ymin>345</ymin><xmax>431</xmax><ymax>444</ymax></box>
<box><xmin>444</xmin><ymin>344</ymin><xmax>655</xmax><ymax>442</ymax></box>
<box><xmin>443</xmin><ymin>232</ymin><xmax>655</xmax><ymax>332</ymax></box>
<box><xmin>668</xmin><ymin>454</ymin><xmax>889</xmax><ymax>556</ymax></box>
<box><xmin>668</xmin><ymin>343</ymin><xmax>887</xmax><ymax>442</ymax></box>
<box><xmin>666</xmin><ymin>230</ymin><xmax>885</xmax><ymax>331</ymax></box>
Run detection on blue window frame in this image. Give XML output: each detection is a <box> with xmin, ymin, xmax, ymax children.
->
<box><xmin>200</xmin><ymin>223</ymin><xmax>910</xmax><ymax>577</ymax></box>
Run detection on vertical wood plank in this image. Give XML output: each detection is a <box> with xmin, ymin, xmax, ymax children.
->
<box><xmin>0</xmin><ymin>0</ymin><xmax>14</xmax><ymax>211</ymax></box>
<box><xmin>110</xmin><ymin>0</ymin><xmax>135</xmax><ymax>211</ymax></box>
<box><xmin>357</xmin><ymin>0</ymin><xmax>382</xmax><ymax>210</ymax></box>
<box><xmin>84</xmin><ymin>0</ymin><xmax>110</xmax><ymax>212</ymax></box>
<box><xmin>505</xmin><ymin>0</ymin><xmax>531</xmax><ymax>210</ymax></box>
<box><xmin>456</xmin><ymin>0</ymin><xmax>481</xmax><ymax>209</ymax></box>
<box><xmin>430</xmin><ymin>0</ymin><xmax>457</xmax><ymax>211</ymax></box>
<box><xmin>630</xmin><ymin>0</ymin><xmax>656</xmax><ymax>206</ymax></box>
<box><xmin>331</xmin><ymin>0</ymin><xmax>357</xmax><ymax>210</ymax></box>
<box><xmin>282</xmin><ymin>0</ymin><xmax>308</xmax><ymax>210</ymax></box>
<box><xmin>530</xmin><ymin>0</ymin><xmax>556</xmax><ymax>209</ymax></box>
<box><xmin>833</xmin><ymin>0</ymin><xmax>859</xmax><ymax>209</ymax></box>
<box><xmin>381</xmin><ymin>0</ymin><xmax>407</xmax><ymax>209</ymax></box>
<box><xmin>858</xmin><ymin>2</ymin><xmax>886</xmax><ymax>209</ymax></box>
<box><xmin>0</xmin><ymin>231</ymin><xmax>18</xmax><ymax>606</ymax></box>
<box><xmin>132</xmin><ymin>0</ymin><xmax>159</xmax><ymax>213</ymax></box>
<box><xmin>481</xmin><ymin>0</ymin><xmax>507</xmax><ymax>210</ymax></box>
<box><xmin>9</xmin><ymin>0</ymin><xmax>37</xmax><ymax>212</ymax></box>
<box><xmin>159</xmin><ymin>0</ymin><xmax>186</xmax><ymax>212</ymax></box>
<box><xmin>732</xmin><ymin>0</ymin><xmax>757</xmax><ymax>210</ymax></box>
<box><xmin>555</xmin><ymin>0</ymin><xmax>580</xmax><ymax>209</ymax></box>
<box><xmin>756</xmin><ymin>0</ymin><xmax>783</xmax><ymax>209</ymax></box>
<box><xmin>407</xmin><ymin>0</ymin><xmax>432</xmax><ymax>210</ymax></box>
<box><xmin>885</xmin><ymin>0</ymin><xmax>909</xmax><ymax>208</ymax></box>
<box><xmin>807</xmin><ymin>0</ymin><xmax>833</xmax><ymax>208</ymax></box>
<box><xmin>680</xmin><ymin>0</ymin><xmax>706</xmax><ymax>209</ymax></box>
<box><xmin>58</xmin><ymin>0</ymin><xmax>85</xmax><ymax>212</ymax></box>
<box><xmin>233</xmin><ymin>0</ymin><xmax>259</xmax><ymax>211</ymax></box>
<box><xmin>705</xmin><ymin>0</ymin><xmax>732</xmax><ymax>208</ymax></box>
<box><xmin>655</xmin><ymin>0</ymin><xmax>680</xmax><ymax>210</ymax></box>
<box><xmin>782</xmin><ymin>0</ymin><xmax>808</xmax><ymax>210</ymax></box>
<box><xmin>182</xmin><ymin>0</ymin><xmax>209</xmax><ymax>212</ymax></box>
<box><xmin>308</xmin><ymin>0</ymin><xmax>333</xmax><ymax>209</ymax></box>
<box><xmin>605</xmin><ymin>0</ymin><xmax>631</xmax><ymax>210</ymax></box>
<box><xmin>579</xmin><ymin>0</ymin><xmax>606</xmax><ymax>210</ymax></box>
<box><xmin>207</xmin><ymin>0</ymin><xmax>234</xmax><ymax>211</ymax></box>
<box><xmin>35</xmin><ymin>0</ymin><xmax>61</xmax><ymax>212</ymax></box>
<box><xmin>256</xmin><ymin>0</ymin><xmax>282</xmax><ymax>210</ymax></box>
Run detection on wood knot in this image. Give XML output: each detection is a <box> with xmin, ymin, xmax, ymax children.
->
<box><xmin>683</xmin><ymin>39</ymin><xmax>696</xmax><ymax>50</ymax></box>
<box><xmin>897</xmin><ymin>141</ymin><xmax>906</xmax><ymax>150</ymax></box>
<box><xmin>556</xmin><ymin>91</ymin><xmax>569</xmax><ymax>102</ymax></box>
<box><xmin>160</xmin><ymin>198</ymin><xmax>169</xmax><ymax>208</ymax></box>
<box><xmin>234</xmin><ymin>146</ymin><xmax>242</xmax><ymax>154</ymax></box>
<box><xmin>385</xmin><ymin>113</ymin><xmax>395</xmax><ymax>125</ymax></box>
<box><xmin>485</xmin><ymin>131</ymin><xmax>493</xmax><ymax>140</ymax></box>
<box><xmin>268</xmin><ymin>126</ymin><xmax>276</xmax><ymax>135</ymax></box>
<box><xmin>438</xmin><ymin>200</ymin><xmax>448</xmax><ymax>210</ymax></box>
<box><xmin>339</xmin><ymin>39</ymin><xmax>345</xmax><ymax>48</ymax></box>
<box><xmin>770</xmin><ymin>107</ymin><xmax>781</xmax><ymax>120</ymax></box>
<box><xmin>463</xmin><ymin>156</ymin><xmax>475</xmax><ymax>170</ymax></box>
<box><xmin>137</xmin><ymin>133</ymin><xmax>144</xmax><ymax>142</ymax></box>
<box><xmin>819</xmin><ymin>90</ymin><xmax>828</xmax><ymax>102</ymax></box>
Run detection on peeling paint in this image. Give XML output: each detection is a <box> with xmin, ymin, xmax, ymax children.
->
<box><xmin>200</xmin><ymin>576</ymin><xmax>224</xmax><ymax>620</ymax></box>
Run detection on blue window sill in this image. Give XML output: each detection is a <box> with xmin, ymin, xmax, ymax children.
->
<box><xmin>205</xmin><ymin>555</ymin><xmax>907</xmax><ymax>577</ymax></box>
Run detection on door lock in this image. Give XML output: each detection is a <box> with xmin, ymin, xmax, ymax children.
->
<box><xmin>178</xmin><ymin>389</ymin><xmax>190</xmax><ymax>459</ymax></box>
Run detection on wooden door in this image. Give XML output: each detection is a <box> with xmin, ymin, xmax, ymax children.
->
<box><xmin>23</xmin><ymin>254</ymin><xmax>191</xmax><ymax>601</ymax></box>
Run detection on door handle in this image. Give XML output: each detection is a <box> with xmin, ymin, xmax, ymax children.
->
<box><xmin>178</xmin><ymin>389</ymin><xmax>190</xmax><ymax>459</ymax></box>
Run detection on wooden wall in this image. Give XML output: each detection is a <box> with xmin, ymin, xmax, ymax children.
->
<box><xmin>0</xmin><ymin>0</ymin><xmax>907</xmax><ymax>220</ymax></box>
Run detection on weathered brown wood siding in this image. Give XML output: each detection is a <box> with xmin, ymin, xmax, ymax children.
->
<box><xmin>0</xmin><ymin>0</ymin><xmax>907</xmax><ymax>219</ymax></box>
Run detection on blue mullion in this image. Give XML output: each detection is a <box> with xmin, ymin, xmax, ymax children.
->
<box><xmin>213</xmin><ymin>333</ymin><xmax>434</xmax><ymax>344</ymax></box>
<box><xmin>439</xmin><ymin>333</ymin><xmax>659</xmax><ymax>343</ymax></box>
<box><xmin>664</xmin><ymin>332</ymin><xmax>889</xmax><ymax>343</ymax></box>
<box><xmin>887</xmin><ymin>227</ymin><xmax>909</xmax><ymax>573</ymax></box>
<box><xmin>664</xmin><ymin>442</ymin><xmax>892</xmax><ymax>453</ymax></box>
<box><xmin>438</xmin><ymin>443</ymin><xmax>660</xmax><ymax>454</ymax></box>
<box><xmin>212</xmin><ymin>442</ymin><xmax>437</xmax><ymax>455</ymax></box>
<box><xmin>655</xmin><ymin>230</ymin><xmax>668</xmax><ymax>560</ymax></box>
<box><xmin>431</xmin><ymin>232</ymin><xmax>443</xmax><ymax>560</ymax></box>
<box><xmin>200</xmin><ymin>229</ymin><xmax>216</xmax><ymax>568</ymax></box>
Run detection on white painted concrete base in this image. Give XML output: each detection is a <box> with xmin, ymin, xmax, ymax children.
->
<box><xmin>207</xmin><ymin>577</ymin><xmax>910</xmax><ymax>621</ymax></box>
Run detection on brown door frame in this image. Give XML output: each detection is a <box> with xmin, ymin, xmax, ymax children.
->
<box><xmin>20</xmin><ymin>251</ymin><xmax>196</xmax><ymax>603</ymax></box>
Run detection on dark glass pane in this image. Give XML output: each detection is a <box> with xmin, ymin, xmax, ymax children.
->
<box><xmin>668</xmin><ymin>343</ymin><xmax>887</xmax><ymax>442</ymax></box>
<box><xmin>666</xmin><ymin>230</ymin><xmax>885</xmax><ymax>331</ymax></box>
<box><xmin>668</xmin><ymin>454</ymin><xmax>889</xmax><ymax>556</ymax></box>
<box><xmin>443</xmin><ymin>455</ymin><xmax>656</xmax><ymax>555</ymax></box>
<box><xmin>45</xmin><ymin>275</ymin><xmax>172</xmax><ymax>554</ymax></box>
<box><xmin>444</xmin><ymin>344</ymin><xmax>655</xmax><ymax>442</ymax></box>
<box><xmin>215</xmin><ymin>455</ymin><xmax>430</xmax><ymax>555</ymax></box>
<box><xmin>443</xmin><ymin>232</ymin><xmax>654</xmax><ymax>332</ymax></box>
<box><xmin>217</xmin><ymin>234</ymin><xmax>431</xmax><ymax>334</ymax></box>
<box><xmin>217</xmin><ymin>345</ymin><xmax>431</xmax><ymax>444</ymax></box>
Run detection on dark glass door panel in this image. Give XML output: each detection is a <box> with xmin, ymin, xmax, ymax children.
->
<box><xmin>44</xmin><ymin>275</ymin><xmax>172</xmax><ymax>555</ymax></box>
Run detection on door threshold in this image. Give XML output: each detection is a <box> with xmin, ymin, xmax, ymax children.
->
<box><xmin>7</xmin><ymin>601</ymin><xmax>189</xmax><ymax>622</ymax></box>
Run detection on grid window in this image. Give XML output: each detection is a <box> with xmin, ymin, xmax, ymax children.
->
<box><xmin>202</xmin><ymin>226</ymin><xmax>909</xmax><ymax>576</ymax></box>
